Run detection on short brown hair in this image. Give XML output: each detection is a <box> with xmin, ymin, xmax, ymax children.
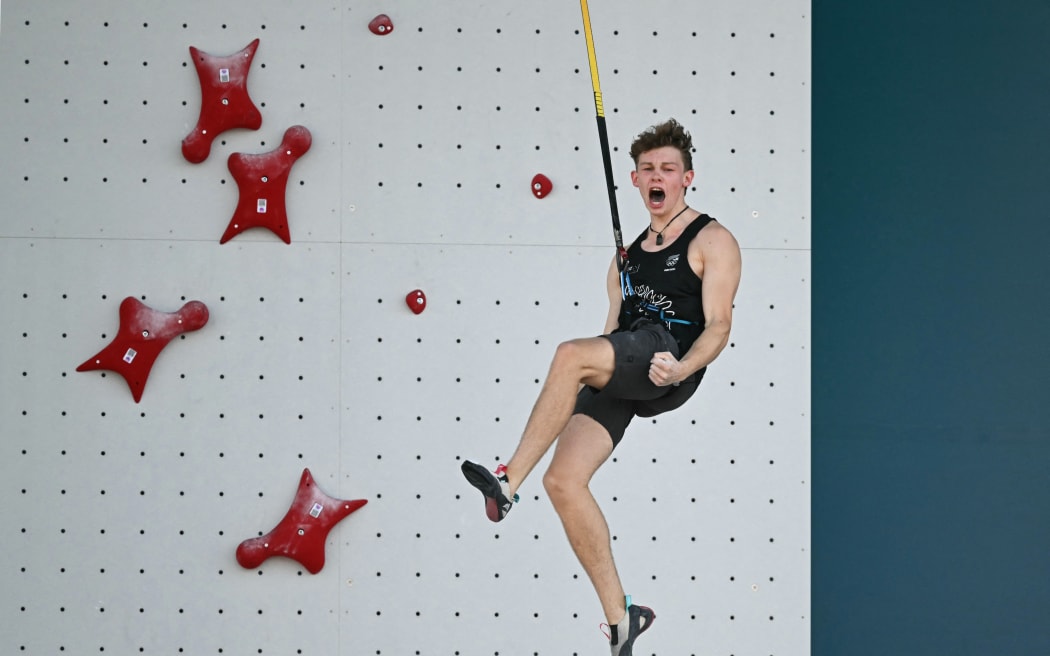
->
<box><xmin>629</xmin><ymin>118</ymin><xmax>693</xmax><ymax>171</ymax></box>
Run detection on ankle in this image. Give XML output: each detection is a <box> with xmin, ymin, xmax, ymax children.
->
<box><xmin>502</xmin><ymin>467</ymin><xmax>521</xmax><ymax>498</ymax></box>
<box><xmin>605</xmin><ymin>606</ymin><xmax>627</xmax><ymax>627</ymax></box>
<box><xmin>605</xmin><ymin>593</ymin><xmax>634</xmax><ymax>625</ymax></box>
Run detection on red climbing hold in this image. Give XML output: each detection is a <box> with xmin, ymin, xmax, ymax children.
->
<box><xmin>236</xmin><ymin>468</ymin><xmax>368</xmax><ymax>574</ymax></box>
<box><xmin>76</xmin><ymin>297</ymin><xmax>209</xmax><ymax>403</ymax></box>
<box><xmin>531</xmin><ymin>173</ymin><xmax>553</xmax><ymax>199</ymax></box>
<box><xmin>182</xmin><ymin>38</ymin><xmax>263</xmax><ymax>164</ymax></box>
<box><xmin>406</xmin><ymin>289</ymin><xmax>427</xmax><ymax>314</ymax></box>
<box><xmin>220</xmin><ymin>125</ymin><xmax>312</xmax><ymax>244</ymax></box>
<box><xmin>368</xmin><ymin>14</ymin><xmax>394</xmax><ymax>35</ymax></box>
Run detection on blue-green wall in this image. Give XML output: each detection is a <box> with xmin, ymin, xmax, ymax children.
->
<box><xmin>813</xmin><ymin>1</ymin><xmax>1050</xmax><ymax>653</ymax></box>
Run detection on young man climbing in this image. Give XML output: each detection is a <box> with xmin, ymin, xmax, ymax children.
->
<box><xmin>462</xmin><ymin>118</ymin><xmax>741</xmax><ymax>655</ymax></box>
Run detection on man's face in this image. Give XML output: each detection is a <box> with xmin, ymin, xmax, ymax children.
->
<box><xmin>630</xmin><ymin>146</ymin><xmax>694</xmax><ymax>214</ymax></box>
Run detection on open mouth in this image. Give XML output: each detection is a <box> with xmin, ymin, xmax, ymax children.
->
<box><xmin>649</xmin><ymin>188</ymin><xmax>666</xmax><ymax>204</ymax></box>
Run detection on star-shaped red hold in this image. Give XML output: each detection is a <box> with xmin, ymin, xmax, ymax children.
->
<box><xmin>182</xmin><ymin>38</ymin><xmax>263</xmax><ymax>164</ymax></box>
<box><xmin>236</xmin><ymin>468</ymin><xmax>368</xmax><ymax>574</ymax></box>
<box><xmin>76</xmin><ymin>297</ymin><xmax>209</xmax><ymax>403</ymax></box>
<box><xmin>220</xmin><ymin>125</ymin><xmax>312</xmax><ymax>244</ymax></box>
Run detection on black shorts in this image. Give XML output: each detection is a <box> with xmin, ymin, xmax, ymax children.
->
<box><xmin>573</xmin><ymin>320</ymin><xmax>705</xmax><ymax>448</ymax></box>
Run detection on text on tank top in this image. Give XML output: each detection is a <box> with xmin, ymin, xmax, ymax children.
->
<box><xmin>618</xmin><ymin>213</ymin><xmax>716</xmax><ymax>355</ymax></box>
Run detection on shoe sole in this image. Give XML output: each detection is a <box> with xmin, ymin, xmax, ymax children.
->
<box><xmin>460</xmin><ymin>461</ymin><xmax>508</xmax><ymax>522</ymax></box>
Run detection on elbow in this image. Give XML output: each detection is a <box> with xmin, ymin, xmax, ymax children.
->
<box><xmin>704</xmin><ymin>316</ymin><xmax>732</xmax><ymax>348</ymax></box>
<box><xmin>704</xmin><ymin>315</ymin><xmax>731</xmax><ymax>335</ymax></box>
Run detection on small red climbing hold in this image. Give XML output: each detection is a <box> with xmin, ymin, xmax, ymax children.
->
<box><xmin>406</xmin><ymin>289</ymin><xmax>426</xmax><ymax>314</ymax></box>
<box><xmin>369</xmin><ymin>14</ymin><xmax>394</xmax><ymax>35</ymax></box>
<box><xmin>531</xmin><ymin>174</ymin><xmax>553</xmax><ymax>199</ymax></box>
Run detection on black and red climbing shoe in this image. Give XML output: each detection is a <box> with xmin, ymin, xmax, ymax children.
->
<box><xmin>461</xmin><ymin>461</ymin><xmax>517</xmax><ymax>522</ymax></box>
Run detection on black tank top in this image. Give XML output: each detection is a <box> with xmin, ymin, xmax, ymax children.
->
<box><xmin>617</xmin><ymin>213</ymin><xmax>716</xmax><ymax>355</ymax></box>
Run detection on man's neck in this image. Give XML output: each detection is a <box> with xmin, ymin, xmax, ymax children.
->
<box><xmin>650</xmin><ymin>203</ymin><xmax>691</xmax><ymax>232</ymax></box>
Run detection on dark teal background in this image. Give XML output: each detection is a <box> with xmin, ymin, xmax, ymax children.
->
<box><xmin>813</xmin><ymin>1</ymin><xmax>1050</xmax><ymax>654</ymax></box>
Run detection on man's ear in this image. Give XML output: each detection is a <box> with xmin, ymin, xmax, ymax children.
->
<box><xmin>683</xmin><ymin>170</ymin><xmax>695</xmax><ymax>188</ymax></box>
<box><xmin>631</xmin><ymin>170</ymin><xmax>640</xmax><ymax>187</ymax></box>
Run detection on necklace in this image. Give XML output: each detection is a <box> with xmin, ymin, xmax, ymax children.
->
<box><xmin>649</xmin><ymin>206</ymin><xmax>690</xmax><ymax>246</ymax></box>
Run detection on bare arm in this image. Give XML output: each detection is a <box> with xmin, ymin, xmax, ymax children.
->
<box><xmin>603</xmin><ymin>256</ymin><xmax>623</xmax><ymax>335</ymax></box>
<box><xmin>650</xmin><ymin>224</ymin><xmax>742</xmax><ymax>385</ymax></box>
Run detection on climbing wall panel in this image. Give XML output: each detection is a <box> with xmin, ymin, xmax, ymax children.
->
<box><xmin>1</xmin><ymin>0</ymin><xmax>810</xmax><ymax>654</ymax></box>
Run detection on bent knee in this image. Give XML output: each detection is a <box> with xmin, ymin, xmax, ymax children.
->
<box><xmin>550</xmin><ymin>338</ymin><xmax>611</xmax><ymax>379</ymax></box>
<box><xmin>543</xmin><ymin>467</ymin><xmax>584</xmax><ymax>502</ymax></box>
<box><xmin>551</xmin><ymin>339</ymin><xmax>585</xmax><ymax>368</ymax></box>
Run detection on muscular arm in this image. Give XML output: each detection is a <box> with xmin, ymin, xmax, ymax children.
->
<box><xmin>678</xmin><ymin>225</ymin><xmax>741</xmax><ymax>376</ymax></box>
<box><xmin>650</xmin><ymin>224</ymin><xmax>742</xmax><ymax>385</ymax></box>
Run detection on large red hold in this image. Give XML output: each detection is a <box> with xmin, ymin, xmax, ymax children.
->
<box><xmin>236</xmin><ymin>469</ymin><xmax>368</xmax><ymax>574</ymax></box>
<box><xmin>221</xmin><ymin>125</ymin><xmax>312</xmax><ymax>244</ymax></box>
<box><xmin>76</xmin><ymin>297</ymin><xmax>209</xmax><ymax>403</ymax></box>
<box><xmin>182</xmin><ymin>39</ymin><xmax>263</xmax><ymax>164</ymax></box>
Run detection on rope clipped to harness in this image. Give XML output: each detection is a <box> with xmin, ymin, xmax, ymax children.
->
<box><xmin>620</xmin><ymin>266</ymin><xmax>699</xmax><ymax>327</ymax></box>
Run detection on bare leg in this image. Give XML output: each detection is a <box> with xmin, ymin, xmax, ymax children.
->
<box><xmin>502</xmin><ymin>337</ymin><xmax>615</xmax><ymax>496</ymax></box>
<box><xmin>543</xmin><ymin>414</ymin><xmax>626</xmax><ymax>625</ymax></box>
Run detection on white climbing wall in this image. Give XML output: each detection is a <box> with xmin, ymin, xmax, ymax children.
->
<box><xmin>0</xmin><ymin>1</ymin><xmax>810</xmax><ymax>654</ymax></box>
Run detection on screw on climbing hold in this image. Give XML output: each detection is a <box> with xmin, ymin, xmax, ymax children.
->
<box><xmin>369</xmin><ymin>14</ymin><xmax>394</xmax><ymax>35</ymax></box>
<box><xmin>531</xmin><ymin>174</ymin><xmax>553</xmax><ymax>199</ymax></box>
<box><xmin>406</xmin><ymin>290</ymin><xmax>426</xmax><ymax>314</ymax></box>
